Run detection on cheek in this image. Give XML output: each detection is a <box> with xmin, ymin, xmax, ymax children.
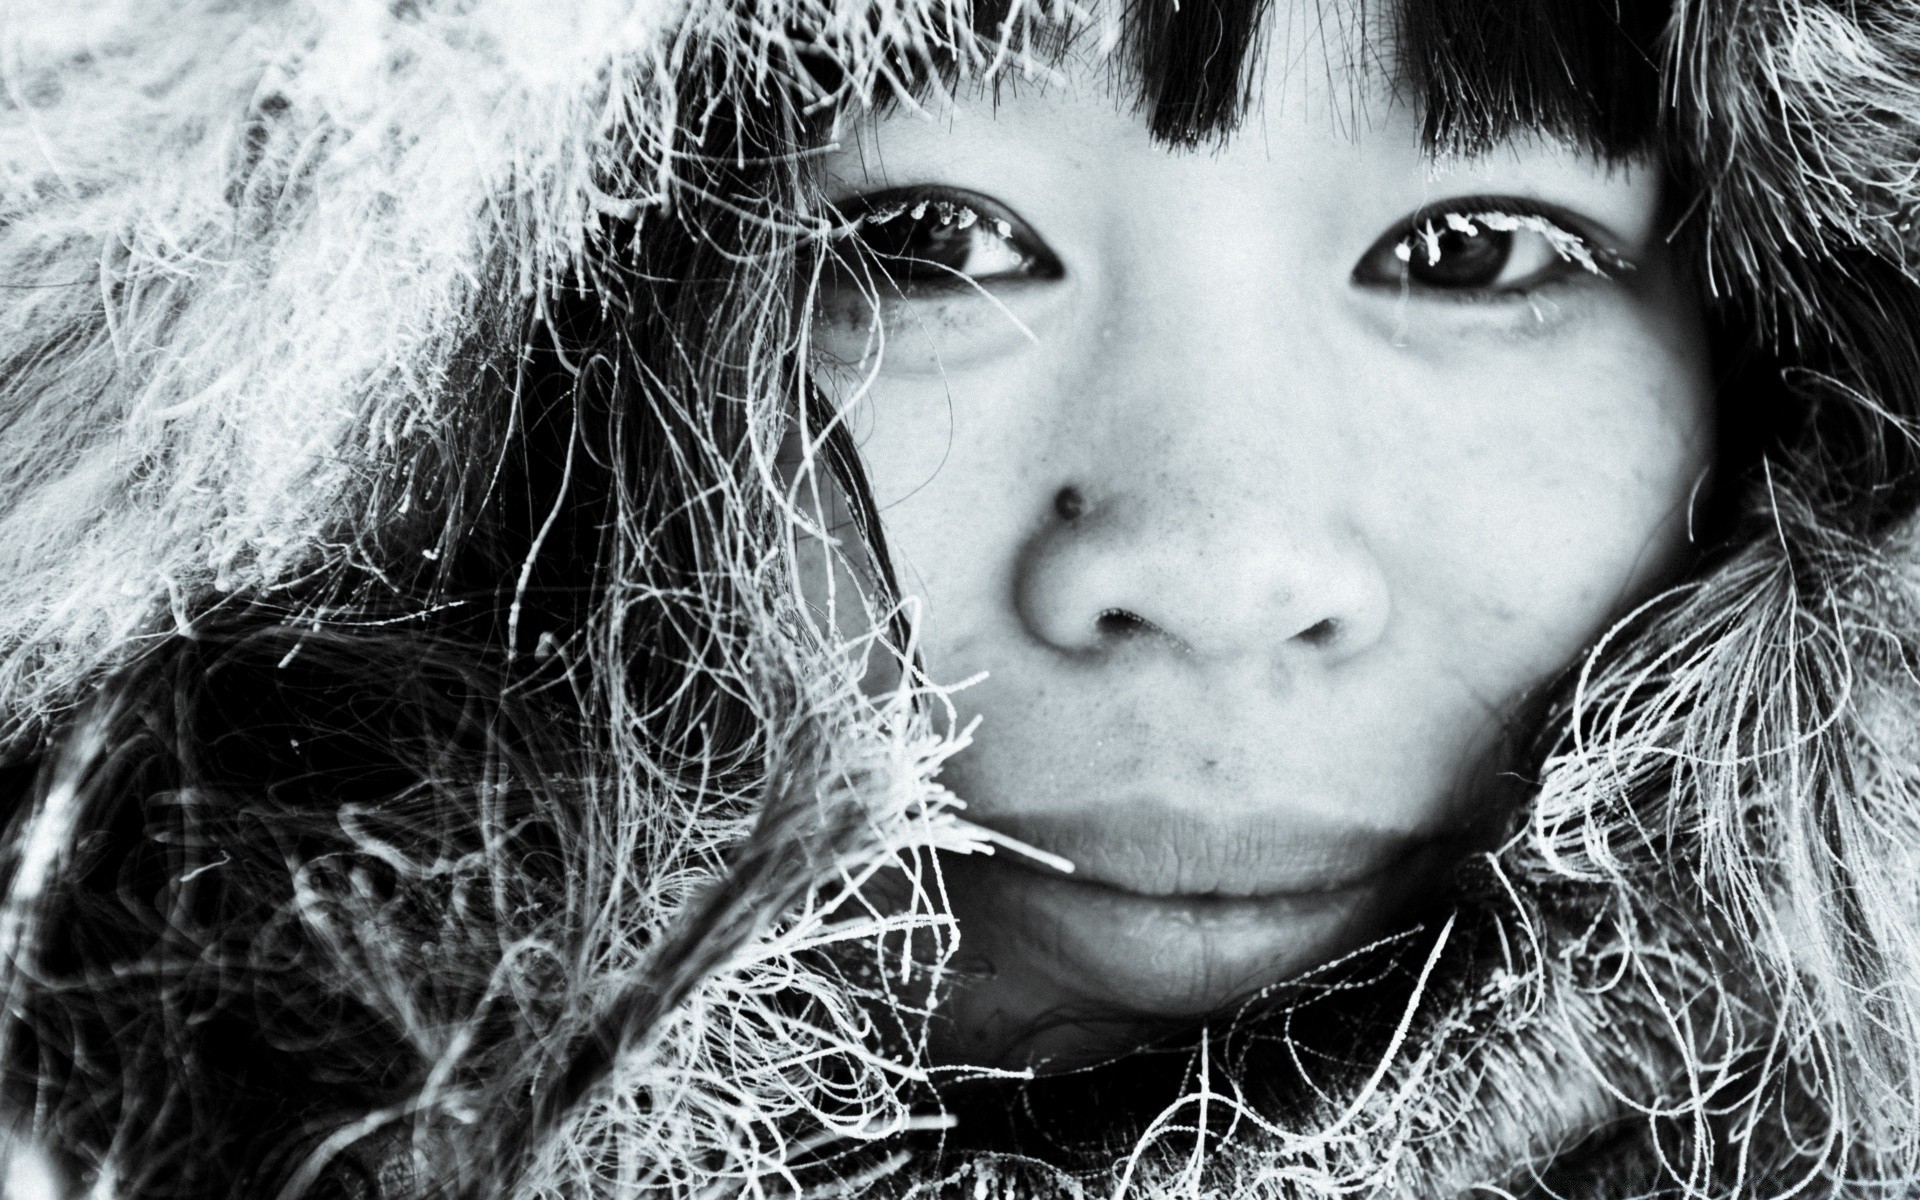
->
<box><xmin>1365</xmin><ymin>303</ymin><xmax>1714</xmax><ymax>696</ymax></box>
<box><xmin>813</xmin><ymin>357</ymin><xmax>1055</xmax><ymax>628</ymax></box>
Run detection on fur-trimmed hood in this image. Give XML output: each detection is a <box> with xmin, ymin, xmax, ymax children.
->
<box><xmin>5</xmin><ymin>0</ymin><xmax>1920</xmax><ymax>1197</ymax></box>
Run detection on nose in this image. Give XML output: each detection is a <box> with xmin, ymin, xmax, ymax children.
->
<box><xmin>1007</xmin><ymin>168</ymin><xmax>1393</xmax><ymax>673</ymax></box>
<box><xmin>1013</xmin><ymin>481</ymin><xmax>1391</xmax><ymax>668</ymax></box>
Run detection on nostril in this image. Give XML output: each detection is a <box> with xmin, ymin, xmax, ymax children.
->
<box><xmin>1295</xmin><ymin>618</ymin><xmax>1340</xmax><ymax>646</ymax></box>
<box><xmin>1096</xmin><ymin>608</ymin><xmax>1192</xmax><ymax>654</ymax></box>
<box><xmin>1096</xmin><ymin>607</ymin><xmax>1152</xmax><ymax>638</ymax></box>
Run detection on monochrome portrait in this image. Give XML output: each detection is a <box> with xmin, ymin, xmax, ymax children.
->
<box><xmin>0</xmin><ymin>0</ymin><xmax>1917</xmax><ymax>1196</ymax></box>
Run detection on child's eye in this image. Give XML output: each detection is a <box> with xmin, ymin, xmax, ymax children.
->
<box><xmin>1351</xmin><ymin>201</ymin><xmax>1625</xmax><ymax>296</ymax></box>
<box><xmin>827</xmin><ymin>188</ymin><xmax>1063</xmax><ymax>294</ymax></box>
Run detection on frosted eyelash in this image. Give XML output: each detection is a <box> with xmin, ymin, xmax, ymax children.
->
<box><xmin>1393</xmin><ymin>210</ymin><xmax>1628</xmax><ymax>277</ymax></box>
<box><xmin>832</xmin><ymin>197</ymin><xmax>1014</xmax><ymax>242</ymax></box>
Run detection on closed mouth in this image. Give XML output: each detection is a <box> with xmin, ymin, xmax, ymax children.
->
<box><xmin>944</xmin><ymin>849</ymin><xmax>1418</xmax><ymax>1023</ymax></box>
<box><xmin>933</xmin><ymin>806</ymin><xmax>1453</xmax><ymax>1031</ymax></box>
<box><xmin>999</xmin><ymin>854</ymin><xmax>1407</xmax><ymax>909</ymax></box>
<box><xmin>969</xmin><ymin>802</ymin><xmax>1433</xmax><ymax>898</ymax></box>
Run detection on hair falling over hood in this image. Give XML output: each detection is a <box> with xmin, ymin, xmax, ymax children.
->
<box><xmin>3</xmin><ymin>0</ymin><xmax>1920</xmax><ymax>1197</ymax></box>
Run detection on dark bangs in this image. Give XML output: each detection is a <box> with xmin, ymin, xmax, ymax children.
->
<box><xmin>960</xmin><ymin>0</ymin><xmax>1670</xmax><ymax>153</ymax></box>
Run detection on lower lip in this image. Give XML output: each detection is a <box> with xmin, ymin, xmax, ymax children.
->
<box><xmin>945</xmin><ymin>851</ymin><xmax>1419</xmax><ymax>1018</ymax></box>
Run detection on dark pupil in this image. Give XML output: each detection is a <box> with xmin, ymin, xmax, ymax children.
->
<box><xmin>1406</xmin><ymin>226</ymin><xmax>1513</xmax><ymax>288</ymax></box>
<box><xmin>859</xmin><ymin>212</ymin><xmax>976</xmax><ymax>286</ymax></box>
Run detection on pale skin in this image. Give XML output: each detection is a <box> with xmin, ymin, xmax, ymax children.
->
<box><xmin>801</xmin><ymin>23</ymin><xmax>1714</xmax><ymax>1070</ymax></box>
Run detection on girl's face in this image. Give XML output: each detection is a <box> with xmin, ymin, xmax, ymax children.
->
<box><xmin>805</xmin><ymin>35</ymin><xmax>1713</xmax><ymax>1068</ymax></box>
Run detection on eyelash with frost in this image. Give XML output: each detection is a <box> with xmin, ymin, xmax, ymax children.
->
<box><xmin>1396</xmin><ymin>211</ymin><xmax>1623</xmax><ymax>276</ymax></box>
<box><xmin>834</xmin><ymin>198</ymin><xmax>1014</xmax><ymax>242</ymax></box>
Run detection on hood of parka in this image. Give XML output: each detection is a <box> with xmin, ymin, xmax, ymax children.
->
<box><xmin>4</xmin><ymin>1</ymin><xmax>1920</xmax><ymax>1198</ymax></box>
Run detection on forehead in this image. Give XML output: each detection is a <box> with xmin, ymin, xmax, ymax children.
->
<box><xmin>864</xmin><ymin>0</ymin><xmax>1666</xmax><ymax>156</ymax></box>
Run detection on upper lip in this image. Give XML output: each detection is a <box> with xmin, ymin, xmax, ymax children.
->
<box><xmin>973</xmin><ymin>803</ymin><xmax>1431</xmax><ymax>898</ymax></box>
